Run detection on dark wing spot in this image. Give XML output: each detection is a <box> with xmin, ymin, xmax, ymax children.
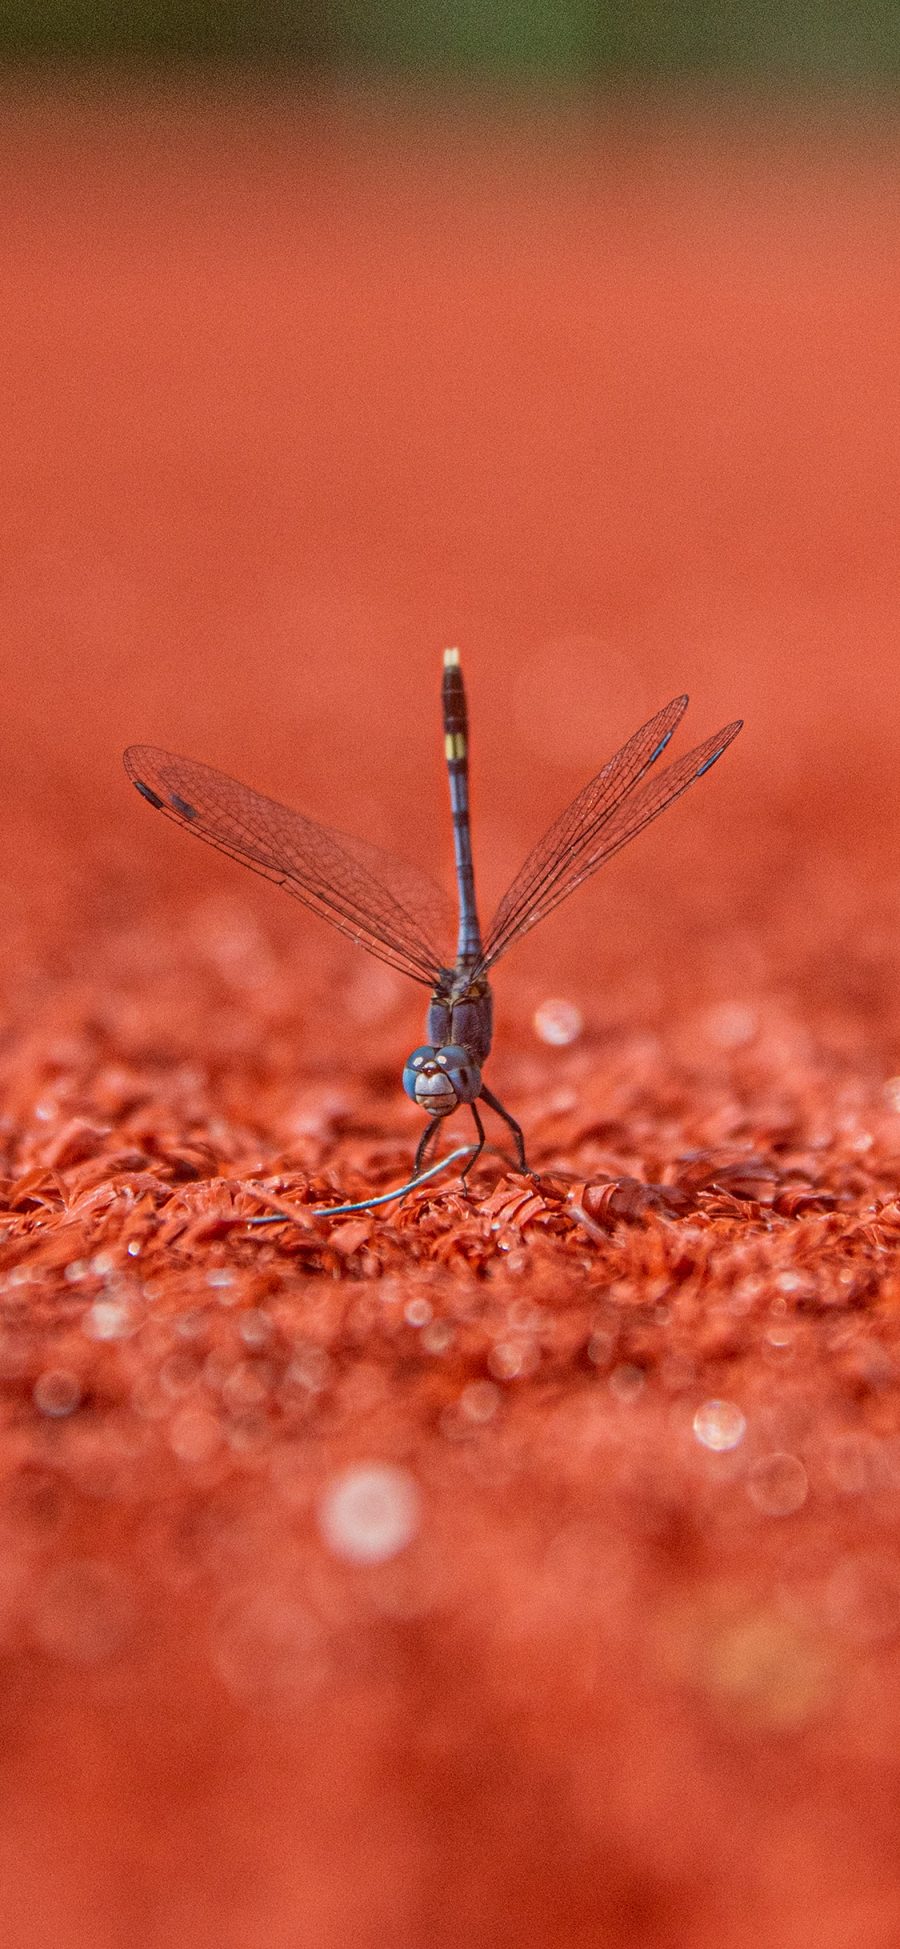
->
<box><xmin>695</xmin><ymin>747</ymin><xmax>725</xmax><ymax>778</ymax></box>
<box><xmin>133</xmin><ymin>779</ymin><xmax>165</xmax><ymax>810</ymax></box>
<box><xmin>169</xmin><ymin>794</ymin><xmax>198</xmax><ymax>820</ymax></box>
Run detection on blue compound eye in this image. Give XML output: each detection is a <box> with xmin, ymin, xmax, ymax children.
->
<box><xmin>402</xmin><ymin>1044</ymin><xmax>482</xmax><ymax>1109</ymax></box>
<box><xmin>438</xmin><ymin>1045</ymin><xmax>481</xmax><ymax>1104</ymax></box>
<box><xmin>402</xmin><ymin>1046</ymin><xmax>438</xmax><ymax>1102</ymax></box>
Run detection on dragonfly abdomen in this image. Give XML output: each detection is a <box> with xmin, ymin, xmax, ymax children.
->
<box><xmin>443</xmin><ymin>647</ymin><xmax>483</xmax><ymax>965</ymax></box>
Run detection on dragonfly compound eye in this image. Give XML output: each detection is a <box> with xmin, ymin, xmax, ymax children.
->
<box><xmin>402</xmin><ymin>1045</ymin><xmax>481</xmax><ymax>1116</ymax></box>
<box><xmin>435</xmin><ymin>1044</ymin><xmax>482</xmax><ymax>1105</ymax></box>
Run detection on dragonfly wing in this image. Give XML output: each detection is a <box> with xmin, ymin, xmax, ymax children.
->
<box><xmin>479</xmin><ymin>707</ymin><xmax>741</xmax><ymax>972</ymax></box>
<box><xmin>124</xmin><ymin>746</ymin><xmax>452</xmax><ymax>986</ymax></box>
<box><xmin>478</xmin><ymin>696</ymin><xmax>688</xmax><ymax>968</ymax></box>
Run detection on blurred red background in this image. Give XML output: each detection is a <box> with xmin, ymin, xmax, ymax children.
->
<box><xmin>3</xmin><ymin>81</ymin><xmax>900</xmax><ymax>1949</ymax></box>
<box><xmin>6</xmin><ymin>86</ymin><xmax>900</xmax><ymax>956</ymax></box>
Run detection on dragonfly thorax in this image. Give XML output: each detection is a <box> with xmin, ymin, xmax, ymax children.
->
<box><xmin>428</xmin><ymin>975</ymin><xmax>493</xmax><ymax>1066</ymax></box>
<box><xmin>402</xmin><ymin>1045</ymin><xmax>482</xmax><ymax>1117</ymax></box>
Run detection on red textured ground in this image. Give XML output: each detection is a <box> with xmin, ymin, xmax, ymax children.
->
<box><xmin>3</xmin><ymin>81</ymin><xmax>900</xmax><ymax>1949</ymax></box>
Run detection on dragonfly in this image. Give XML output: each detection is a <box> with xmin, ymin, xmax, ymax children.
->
<box><xmin>125</xmin><ymin>650</ymin><xmax>741</xmax><ymax>1182</ymax></box>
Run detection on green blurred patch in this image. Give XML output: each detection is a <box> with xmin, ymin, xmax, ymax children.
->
<box><xmin>334</xmin><ymin>0</ymin><xmax>593</xmax><ymax>76</ymax></box>
<box><xmin>0</xmin><ymin>0</ymin><xmax>324</xmax><ymax>63</ymax></box>
<box><xmin>1</xmin><ymin>0</ymin><xmax>899</xmax><ymax>80</ymax></box>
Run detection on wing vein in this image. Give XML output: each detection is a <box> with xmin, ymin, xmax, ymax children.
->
<box><xmin>479</xmin><ymin>707</ymin><xmax>740</xmax><ymax>972</ymax></box>
<box><xmin>124</xmin><ymin>746</ymin><xmax>451</xmax><ymax>987</ymax></box>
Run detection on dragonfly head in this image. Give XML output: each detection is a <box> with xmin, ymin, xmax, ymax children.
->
<box><xmin>402</xmin><ymin>1045</ymin><xmax>482</xmax><ymax>1116</ymax></box>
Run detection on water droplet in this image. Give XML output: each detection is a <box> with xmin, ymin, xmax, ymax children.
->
<box><xmin>533</xmin><ymin>998</ymin><xmax>583</xmax><ymax>1046</ymax></box>
<box><xmin>83</xmin><ymin>1299</ymin><xmax>136</xmax><ymax>1341</ymax></box>
<box><xmin>421</xmin><ymin>1319</ymin><xmax>454</xmax><ymax>1355</ymax></box>
<box><xmin>747</xmin><ymin>1452</ymin><xmax>808</xmax><ymax>1516</ymax></box>
<box><xmin>404</xmin><ymin>1298</ymin><xmax>432</xmax><ymax>1327</ymax></box>
<box><xmin>206</xmin><ymin>1269</ymin><xmax>236</xmax><ymax>1295</ymax></box>
<box><xmin>693</xmin><ymin>1399</ymin><xmax>746</xmax><ymax>1452</ymax></box>
<box><xmin>763</xmin><ymin>1324</ymin><xmax>796</xmax><ymax>1363</ymax></box>
<box><xmin>608</xmin><ymin>1362</ymin><xmax>645</xmax><ymax>1403</ymax></box>
<box><xmin>459</xmin><ymin>1380</ymin><xmax>500</xmax><ymax>1423</ymax></box>
<box><xmin>487</xmin><ymin>1340</ymin><xmax>537</xmax><ymax>1382</ymax></box>
<box><xmin>317</xmin><ymin>1463</ymin><xmax>420</xmax><ymax>1565</ymax></box>
<box><xmin>7</xmin><ymin>1265</ymin><xmax>37</xmax><ymax>1289</ymax></box>
<box><xmin>33</xmin><ymin>1369</ymin><xmax>81</xmax><ymax>1418</ymax></box>
<box><xmin>238</xmin><ymin>1309</ymin><xmax>272</xmax><ymax>1349</ymax></box>
<box><xmin>883</xmin><ymin>1076</ymin><xmax>900</xmax><ymax>1113</ymax></box>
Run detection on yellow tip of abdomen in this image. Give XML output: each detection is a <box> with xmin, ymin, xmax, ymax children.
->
<box><xmin>443</xmin><ymin>646</ymin><xmax>460</xmax><ymax>668</ymax></box>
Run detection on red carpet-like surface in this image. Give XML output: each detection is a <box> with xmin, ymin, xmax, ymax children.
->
<box><xmin>3</xmin><ymin>83</ymin><xmax>900</xmax><ymax>1947</ymax></box>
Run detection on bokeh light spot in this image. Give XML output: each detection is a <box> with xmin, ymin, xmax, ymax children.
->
<box><xmin>533</xmin><ymin>998</ymin><xmax>584</xmax><ymax>1047</ymax></box>
<box><xmin>317</xmin><ymin>1463</ymin><xmax>420</xmax><ymax>1565</ymax></box>
<box><xmin>693</xmin><ymin>1399</ymin><xmax>746</xmax><ymax>1451</ymax></box>
<box><xmin>747</xmin><ymin>1452</ymin><xmax>808</xmax><ymax>1516</ymax></box>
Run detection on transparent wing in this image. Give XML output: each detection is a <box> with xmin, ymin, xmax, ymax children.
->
<box><xmin>124</xmin><ymin>745</ymin><xmax>453</xmax><ymax>987</ymax></box>
<box><xmin>478</xmin><ymin>696</ymin><xmax>687</xmax><ymax>967</ymax></box>
<box><xmin>479</xmin><ymin>702</ymin><xmax>741</xmax><ymax>972</ymax></box>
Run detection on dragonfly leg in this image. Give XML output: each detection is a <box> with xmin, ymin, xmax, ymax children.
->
<box><xmin>413</xmin><ymin>1119</ymin><xmax>442</xmax><ymax>1179</ymax></box>
<box><xmin>479</xmin><ymin>1083</ymin><xmax>529</xmax><ymax>1173</ymax></box>
<box><xmin>460</xmin><ymin>1100</ymin><xmax>486</xmax><ymax>1182</ymax></box>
